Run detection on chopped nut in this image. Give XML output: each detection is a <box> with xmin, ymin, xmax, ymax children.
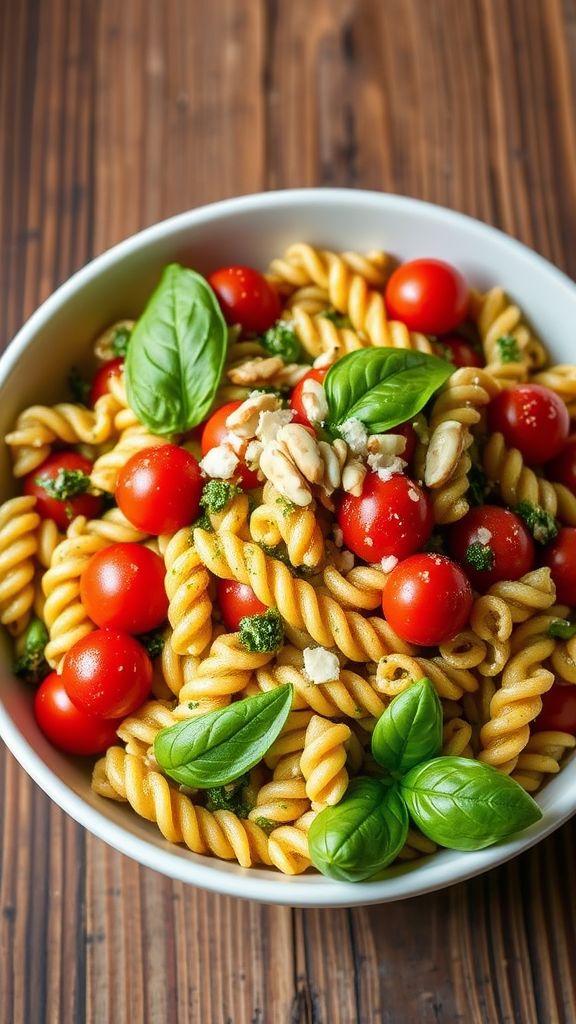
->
<box><xmin>313</xmin><ymin>349</ymin><xmax>338</xmax><ymax>369</ymax></box>
<box><xmin>225</xmin><ymin>393</ymin><xmax>281</xmax><ymax>436</ymax></box>
<box><xmin>301</xmin><ymin>378</ymin><xmax>329</xmax><ymax>424</ymax></box>
<box><xmin>424</xmin><ymin>420</ymin><xmax>468</xmax><ymax>488</ymax></box>
<box><xmin>227</xmin><ymin>356</ymin><xmax>285</xmax><ymax>386</ymax></box>
<box><xmin>318</xmin><ymin>440</ymin><xmax>343</xmax><ymax>492</ymax></box>
<box><xmin>342</xmin><ymin>459</ymin><xmax>367</xmax><ymax>496</ymax></box>
<box><xmin>256</xmin><ymin>408</ymin><xmax>294</xmax><ymax>444</ymax></box>
<box><xmin>367</xmin><ymin>434</ymin><xmax>406</xmax><ymax>456</ymax></box>
<box><xmin>276</xmin><ymin>424</ymin><xmax>324</xmax><ymax>484</ymax></box>
<box><xmin>259</xmin><ymin>442</ymin><xmax>313</xmax><ymax>506</ymax></box>
<box><xmin>271</xmin><ymin>364</ymin><xmax>310</xmax><ymax>387</ymax></box>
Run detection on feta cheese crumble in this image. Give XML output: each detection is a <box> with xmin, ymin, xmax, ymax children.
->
<box><xmin>303</xmin><ymin>647</ymin><xmax>341</xmax><ymax>684</ymax></box>
<box><xmin>339</xmin><ymin>418</ymin><xmax>369</xmax><ymax>456</ymax></box>
<box><xmin>199</xmin><ymin>444</ymin><xmax>239</xmax><ymax>480</ymax></box>
<box><xmin>476</xmin><ymin>527</ymin><xmax>493</xmax><ymax>545</ymax></box>
<box><xmin>381</xmin><ymin>555</ymin><xmax>398</xmax><ymax>573</ymax></box>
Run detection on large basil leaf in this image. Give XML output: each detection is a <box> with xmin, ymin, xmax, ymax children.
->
<box><xmin>154</xmin><ymin>685</ymin><xmax>293</xmax><ymax>788</ymax></box>
<box><xmin>125</xmin><ymin>263</ymin><xmax>227</xmax><ymax>435</ymax></box>
<box><xmin>400</xmin><ymin>757</ymin><xmax>542</xmax><ymax>851</ymax></box>
<box><xmin>324</xmin><ymin>348</ymin><xmax>453</xmax><ymax>434</ymax></box>
<box><xmin>371</xmin><ymin>678</ymin><xmax>442</xmax><ymax>776</ymax></box>
<box><xmin>308</xmin><ymin>777</ymin><xmax>409</xmax><ymax>882</ymax></box>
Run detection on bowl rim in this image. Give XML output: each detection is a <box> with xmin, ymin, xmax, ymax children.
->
<box><xmin>1</xmin><ymin>187</ymin><xmax>575</xmax><ymax>907</ymax></box>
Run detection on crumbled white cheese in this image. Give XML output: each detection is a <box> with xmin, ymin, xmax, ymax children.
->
<box><xmin>381</xmin><ymin>555</ymin><xmax>398</xmax><ymax>573</ymax></box>
<box><xmin>339</xmin><ymin>418</ymin><xmax>369</xmax><ymax>456</ymax></box>
<box><xmin>338</xmin><ymin>549</ymin><xmax>355</xmax><ymax>573</ymax></box>
<box><xmin>256</xmin><ymin>408</ymin><xmax>294</xmax><ymax>445</ymax></box>
<box><xmin>476</xmin><ymin>527</ymin><xmax>493</xmax><ymax>545</ymax></box>
<box><xmin>244</xmin><ymin>440</ymin><xmax>263</xmax><ymax>469</ymax></box>
<box><xmin>223</xmin><ymin>430</ymin><xmax>246</xmax><ymax>456</ymax></box>
<box><xmin>407</xmin><ymin>487</ymin><xmax>420</xmax><ymax>503</ymax></box>
<box><xmin>364</xmin><ymin>536</ymin><xmax>374</xmax><ymax>548</ymax></box>
<box><xmin>367</xmin><ymin>453</ymin><xmax>406</xmax><ymax>481</ymax></box>
<box><xmin>199</xmin><ymin>444</ymin><xmax>239</xmax><ymax>480</ymax></box>
<box><xmin>332</xmin><ymin>526</ymin><xmax>344</xmax><ymax>548</ymax></box>
<box><xmin>303</xmin><ymin>647</ymin><xmax>341</xmax><ymax>684</ymax></box>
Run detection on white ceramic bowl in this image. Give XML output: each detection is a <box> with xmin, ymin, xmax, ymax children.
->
<box><xmin>1</xmin><ymin>189</ymin><xmax>575</xmax><ymax>907</ymax></box>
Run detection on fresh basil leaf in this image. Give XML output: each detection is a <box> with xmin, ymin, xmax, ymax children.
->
<box><xmin>154</xmin><ymin>684</ymin><xmax>292</xmax><ymax>788</ymax></box>
<box><xmin>308</xmin><ymin>777</ymin><xmax>409</xmax><ymax>882</ymax></box>
<box><xmin>401</xmin><ymin>756</ymin><xmax>542</xmax><ymax>851</ymax></box>
<box><xmin>371</xmin><ymin>678</ymin><xmax>442</xmax><ymax>776</ymax></box>
<box><xmin>324</xmin><ymin>348</ymin><xmax>453</xmax><ymax>434</ymax></box>
<box><xmin>125</xmin><ymin>263</ymin><xmax>227</xmax><ymax>435</ymax></box>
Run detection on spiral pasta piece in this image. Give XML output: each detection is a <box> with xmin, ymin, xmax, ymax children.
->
<box><xmin>375</xmin><ymin>653</ymin><xmax>479</xmax><ymax>701</ymax></box>
<box><xmin>550</xmin><ymin>635</ymin><xmax>576</xmax><ymax>685</ymax></box>
<box><xmin>442</xmin><ymin>718</ymin><xmax>474</xmax><ymax>757</ymax></box>
<box><xmin>0</xmin><ymin>496</ymin><xmax>40</xmax><ymax>632</ymax></box>
<box><xmin>175</xmin><ymin>632</ymin><xmax>275</xmax><ymax>705</ymax></box>
<box><xmin>90</xmin><ymin>425</ymin><xmax>169</xmax><ymax>493</ymax></box>
<box><xmin>193</xmin><ymin>528</ymin><xmax>405</xmax><ymax>662</ymax></box>
<box><xmin>291</xmin><ymin>305</ymin><xmax>367</xmax><ymax>360</ymax></box>
<box><xmin>397</xmin><ymin>828</ymin><xmax>438</xmax><ymax>862</ymax></box>
<box><xmin>483</xmin><ymin>432</ymin><xmax>563</xmax><ymax>517</ymax></box>
<box><xmin>250</xmin><ymin>486</ymin><xmax>325</xmax><ymax>567</ymax></box>
<box><xmin>486</xmin><ymin>567</ymin><xmax>557</xmax><ymax>623</ymax></box>
<box><xmin>321</xmin><ymin>565</ymin><xmax>387</xmax><ymax>611</ymax></box>
<box><xmin>98</xmin><ymin>747</ymin><xmax>271</xmax><ymax>867</ymax></box>
<box><xmin>163</xmin><ymin>528</ymin><xmax>212</xmax><ymax>656</ymax></box>
<box><xmin>248</xmin><ymin>776</ymin><xmax>310</xmax><ymax>826</ymax></box>
<box><xmin>116</xmin><ymin>700</ymin><xmax>178</xmax><ymax>756</ymax></box>
<box><xmin>267</xmin><ymin>810</ymin><xmax>317</xmax><ymax>875</ymax></box>
<box><xmin>472</xmin><ymin>286</ymin><xmax>547</xmax><ymax>373</ymax></box>
<box><xmin>429</xmin><ymin>367</ymin><xmax>501</xmax><ymax>431</ymax></box>
<box><xmin>268</xmin><ymin>244</ymin><xmax>391</xmax><ymax>293</ymax></box>
<box><xmin>93</xmin><ymin>320</ymin><xmax>135</xmax><ymax>362</ymax></box>
<box><xmin>511</xmin><ymin>731</ymin><xmax>576</xmax><ymax>792</ymax></box>
<box><xmin>255</xmin><ymin>659</ymin><xmax>387</xmax><ymax>725</ymax></box>
<box><xmin>299</xmin><ymin>715</ymin><xmax>351</xmax><ymax>807</ymax></box>
<box><xmin>5</xmin><ymin>399</ymin><xmax>119</xmax><ymax>477</ymax></box>
<box><xmin>478</xmin><ymin>636</ymin><xmax>555</xmax><ymax>773</ymax></box>
<box><xmin>431</xmin><ymin>450</ymin><xmax>473</xmax><ymax>525</ymax></box>
<box><xmin>209</xmin><ymin>493</ymin><xmax>251</xmax><ymax>537</ymax></box>
<box><xmin>263</xmin><ymin>710</ymin><xmax>315</xmax><ymax>773</ymax></box>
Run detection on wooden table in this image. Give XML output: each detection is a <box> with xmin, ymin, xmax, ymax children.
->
<box><xmin>1</xmin><ymin>1</ymin><xmax>576</xmax><ymax>1021</ymax></box>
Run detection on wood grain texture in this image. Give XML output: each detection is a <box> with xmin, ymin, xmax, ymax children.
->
<box><xmin>1</xmin><ymin>1</ymin><xmax>576</xmax><ymax>1021</ymax></box>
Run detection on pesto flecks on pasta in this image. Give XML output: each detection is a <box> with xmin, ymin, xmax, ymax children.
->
<box><xmin>3</xmin><ymin>249</ymin><xmax>576</xmax><ymax>882</ymax></box>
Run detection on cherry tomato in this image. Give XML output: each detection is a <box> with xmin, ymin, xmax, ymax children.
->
<box><xmin>34</xmin><ymin>671</ymin><xmax>122</xmax><ymax>755</ymax></box>
<box><xmin>448</xmin><ymin>505</ymin><xmax>534</xmax><ymax>591</ymax></box>
<box><xmin>201</xmin><ymin>402</ymin><xmax>260</xmax><ymax>489</ymax></box>
<box><xmin>89</xmin><ymin>356</ymin><xmax>124</xmax><ymax>405</ymax></box>
<box><xmin>208</xmin><ymin>265</ymin><xmax>281</xmax><ymax>333</ymax></box>
<box><xmin>116</xmin><ymin>444</ymin><xmax>203</xmax><ymax>535</ymax></box>
<box><xmin>487</xmin><ymin>384</ymin><xmax>570</xmax><ymax>465</ymax></box>
<box><xmin>62</xmin><ymin>629</ymin><xmax>152</xmax><ymax>719</ymax></box>
<box><xmin>382</xmin><ymin>553</ymin><xmax>473</xmax><ymax>646</ymax></box>
<box><xmin>80</xmin><ymin>543</ymin><xmax>168</xmax><ymax>633</ymax></box>
<box><xmin>385</xmin><ymin>259</ymin><xmax>469</xmax><ymax>335</ymax></box>
<box><xmin>435</xmin><ymin>334</ymin><xmax>483</xmax><ymax>369</ymax></box>
<box><xmin>217</xmin><ymin>579</ymin><xmax>267</xmax><ymax>632</ymax></box>
<box><xmin>540</xmin><ymin>528</ymin><xmax>576</xmax><ymax>604</ymax></box>
<box><xmin>23</xmin><ymin>451</ymin><xmax>103</xmax><ymax>530</ymax></box>
<box><xmin>290</xmin><ymin>369</ymin><xmax>328</xmax><ymax>428</ymax></box>
<box><xmin>338</xmin><ymin>474</ymin><xmax>433</xmax><ymax>563</ymax></box>
<box><xmin>534</xmin><ymin>684</ymin><xmax>576</xmax><ymax>735</ymax></box>
<box><xmin>548</xmin><ymin>435</ymin><xmax>576</xmax><ymax>494</ymax></box>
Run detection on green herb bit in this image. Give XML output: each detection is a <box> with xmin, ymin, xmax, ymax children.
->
<box><xmin>319</xmin><ymin>309</ymin><xmax>353</xmax><ymax>329</ymax></box>
<box><xmin>138</xmin><ymin>630</ymin><xmax>165</xmax><ymax>659</ymax></box>
<box><xmin>496</xmin><ymin>335</ymin><xmax>521</xmax><ymax>364</ymax></box>
<box><xmin>548</xmin><ymin>618</ymin><xmax>576</xmax><ymax>640</ymax></box>
<box><xmin>252</xmin><ymin>816</ymin><xmax>277</xmax><ymax>834</ymax></box>
<box><xmin>35</xmin><ymin>468</ymin><xmax>91</xmax><ymax>502</ymax></box>
<box><xmin>515</xmin><ymin>500</ymin><xmax>559</xmax><ymax>544</ymax></box>
<box><xmin>205</xmin><ymin>774</ymin><xmax>251</xmax><ymax>817</ymax></box>
<box><xmin>199</xmin><ymin>479</ymin><xmax>242</xmax><ymax>515</ymax></box>
<box><xmin>14</xmin><ymin>618</ymin><xmax>50</xmax><ymax>684</ymax></box>
<box><xmin>68</xmin><ymin>367</ymin><xmax>91</xmax><ymax>404</ymax></box>
<box><xmin>468</xmin><ymin>464</ymin><xmax>489</xmax><ymax>506</ymax></box>
<box><xmin>239</xmin><ymin>609</ymin><xmax>284</xmax><ymax>653</ymax></box>
<box><xmin>192</xmin><ymin>510</ymin><xmax>213</xmax><ymax>532</ymax></box>
<box><xmin>259</xmin><ymin>321</ymin><xmax>302</xmax><ymax>363</ymax></box>
<box><xmin>465</xmin><ymin>542</ymin><xmax>495</xmax><ymax>572</ymax></box>
<box><xmin>111</xmin><ymin>326</ymin><xmax>132</xmax><ymax>357</ymax></box>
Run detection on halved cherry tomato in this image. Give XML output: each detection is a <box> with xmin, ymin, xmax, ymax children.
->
<box><xmin>540</xmin><ymin>528</ymin><xmax>576</xmax><ymax>604</ymax></box>
<box><xmin>217</xmin><ymin>579</ymin><xmax>267</xmax><ymax>632</ymax></box>
<box><xmin>338</xmin><ymin>473</ymin><xmax>433</xmax><ymax>563</ymax></box>
<box><xmin>208</xmin><ymin>265</ymin><xmax>281</xmax><ymax>333</ymax></box>
<box><xmin>435</xmin><ymin>335</ymin><xmax>483</xmax><ymax>369</ymax></box>
<box><xmin>116</xmin><ymin>444</ymin><xmax>203</xmax><ymax>534</ymax></box>
<box><xmin>89</xmin><ymin>356</ymin><xmax>124</xmax><ymax>405</ymax></box>
<box><xmin>487</xmin><ymin>384</ymin><xmax>570</xmax><ymax>465</ymax></box>
<box><xmin>62</xmin><ymin>629</ymin><xmax>152</xmax><ymax>719</ymax></box>
<box><xmin>80</xmin><ymin>543</ymin><xmax>168</xmax><ymax>633</ymax></box>
<box><xmin>34</xmin><ymin>671</ymin><xmax>122</xmax><ymax>755</ymax></box>
<box><xmin>23</xmin><ymin>451</ymin><xmax>103</xmax><ymax>530</ymax></box>
<box><xmin>448</xmin><ymin>505</ymin><xmax>534</xmax><ymax>591</ymax></box>
<box><xmin>382</xmin><ymin>553</ymin><xmax>473</xmax><ymax>646</ymax></box>
<box><xmin>548</xmin><ymin>435</ymin><xmax>576</xmax><ymax>494</ymax></box>
<box><xmin>534</xmin><ymin>684</ymin><xmax>576</xmax><ymax>734</ymax></box>
<box><xmin>385</xmin><ymin>259</ymin><xmax>469</xmax><ymax>335</ymax></box>
<box><xmin>201</xmin><ymin>402</ymin><xmax>260</xmax><ymax>488</ymax></box>
<box><xmin>290</xmin><ymin>369</ymin><xmax>328</xmax><ymax>428</ymax></box>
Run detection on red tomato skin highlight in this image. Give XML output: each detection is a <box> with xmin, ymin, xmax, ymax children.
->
<box><xmin>290</xmin><ymin>369</ymin><xmax>328</xmax><ymax>428</ymax></box>
<box><xmin>338</xmin><ymin>473</ymin><xmax>433</xmax><ymax>562</ymax></box>
<box><xmin>116</xmin><ymin>444</ymin><xmax>203</xmax><ymax>535</ymax></box>
<box><xmin>34</xmin><ymin>672</ymin><xmax>122</xmax><ymax>755</ymax></box>
<box><xmin>80</xmin><ymin>543</ymin><xmax>168</xmax><ymax>633</ymax></box>
<box><xmin>382</xmin><ymin>553</ymin><xmax>473</xmax><ymax>646</ymax></box>
<box><xmin>548</xmin><ymin>435</ymin><xmax>576</xmax><ymax>494</ymax></box>
<box><xmin>540</xmin><ymin>528</ymin><xmax>576</xmax><ymax>604</ymax></box>
<box><xmin>534</xmin><ymin>685</ymin><xmax>576</xmax><ymax>734</ymax></box>
<box><xmin>448</xmin><ymin>505</ymin><xmax>535</xmax><ymax>591</ymax></box>
<box><xmin>89</xmin><ymin>356</ymin><xmax>124</xmax><ymax>405</ymax></box>
<box><xmin>23</xmin><ymin>451</ymin><xmax>103</xmax><ymax>530</ymax></box>
<box><xmin>208</xmin><ymin>265</ymin><xmax>281</xmax><ymax>333</ymax></box>
<box><xmin>385</xmin><ymin>259</ymin><xmax>469</xmax><ymax>335</ymax></box>
<box><xmin>487</xmin><ymin>384</ymin><xmax>570</xmax><ymax>465</ymax></box>
<box><xmin>217</xmin><ymin>579</ymin><xmax>268</xmax><ymax>632</ymax></box>
<box><xmin>200</xmin><ymin>401</ymin><xmax>260</xmax><ymax>489</ymax></box>
<box><xmin>62</xmin><ymin>629</ymin><xmax>152</xmax><ymax>719</ymax></box>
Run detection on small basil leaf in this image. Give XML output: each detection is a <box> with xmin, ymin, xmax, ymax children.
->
<box><xmin>371</xmin><ymin>678</ymin><xmax>442</xmax><ymax>775</ymax></box>
<box><xmin>154</xmin><ymin>685</ymin><xmax>293</xmax><ymax>788</ymax></box>
<box><xmin>401</xmin><ymin>756</ymin><xmax>542</xmax><ymax>851</ymax></box>
<box><xmin>125</xmin><ymin>263</ymin><xmax>227</xmax><ymax>435</ymax></box>
<box><xmin>308</xmin><ymin>777</ymin><xmax>409</xmax><ymax>882</ymax></box>
<box><xmin>324</xmin><ymin>348</ymin><xmax>453</xmax><ymax>434</ymax></box>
